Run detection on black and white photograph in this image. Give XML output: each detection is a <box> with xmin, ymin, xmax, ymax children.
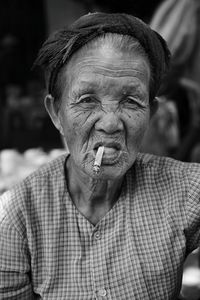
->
<box><xmin>0</xmin><ymin>1</ymin><xmax>200</xmax><ymax>299</ymax></box>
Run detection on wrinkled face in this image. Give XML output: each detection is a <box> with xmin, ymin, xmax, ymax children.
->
<box><xmin>58</xmin><ymin>43</ymin><xmax>151</xmax><ymax>179</ymax></box>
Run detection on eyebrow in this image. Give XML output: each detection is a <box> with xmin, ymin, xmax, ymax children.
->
<box><xmin>71</xmin><ymin>83</ymin><xmax>97</xmax><ymax>98</ymax></box>
<box><xmin>71</xmin><ymin>77</ymin><xmax>148</xmax><ymax>99</ymax></box>
<box><xmin>121</xmin><ymin>83</ymin><xmax>146</xmax><ymax>92</ymax></box>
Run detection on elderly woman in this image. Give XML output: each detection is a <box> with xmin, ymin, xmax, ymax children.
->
<box><xmin>0</xmin><ymin>12</ymin><xmax>200</xmax><ymax>300</ymax></box>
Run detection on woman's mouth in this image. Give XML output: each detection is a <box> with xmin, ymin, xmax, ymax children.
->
<box><xmin>93</xmin><ymin>144</ymin><xmax>121</xmax><ymax>164</ymax></box>
<box><xmin>103</xmin><ymin>146</ymin><xmax>119</xmax><ymax>157</ymax></box>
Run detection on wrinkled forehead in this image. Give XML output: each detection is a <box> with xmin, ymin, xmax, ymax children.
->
<box><xmin>71</xmin><ymin>41</ymin><xmax>149</xmax><ymax>71</ymax></box>
<box><xmin>59</xmin><ymin>40</ymin><xmax>151</xmax><ymax>98</ymax></box>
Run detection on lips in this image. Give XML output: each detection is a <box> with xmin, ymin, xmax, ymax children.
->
<box><xmin>93</xmin><ymin>142</ymin><xmax>121</xmax><ymax>151</ymax></box>
<box><xmin>93</xmin><ymin>142</ymin><xmax>121</xmax><ymax>164</ymax></box>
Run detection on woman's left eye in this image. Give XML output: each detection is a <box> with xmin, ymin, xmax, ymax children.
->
<box><xmin>124</xmin><ymin>96</ymin><xmax>140</xmax><ymax>105</ymax></box>
<box><xmin>126</xmin><ymin>97</ymin><xmax>136</xmax><ymax>103</ymax></box>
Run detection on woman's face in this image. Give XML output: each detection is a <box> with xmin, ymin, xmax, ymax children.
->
<box><xmin>58</xmin><ymin>42</ymin><xmax>151</xmax><ymax>180</ymax></box>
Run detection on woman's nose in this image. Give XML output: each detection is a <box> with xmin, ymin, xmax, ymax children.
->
<box><xmin>95</xmin><ymin>111</ymin><xmax>124</xmax><ymax>134</ymax></box>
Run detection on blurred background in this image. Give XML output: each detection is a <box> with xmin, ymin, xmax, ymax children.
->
<box><xmin>0</xmin><ymin>0</ymin><xmax>200</xmax><ymax>299</ymax></box>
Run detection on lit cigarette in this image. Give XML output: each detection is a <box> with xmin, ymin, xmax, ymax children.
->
<box><xmin>93</xmin><ymin>146</ymin><xmax>104</xmax><ymax>174</ymax></box>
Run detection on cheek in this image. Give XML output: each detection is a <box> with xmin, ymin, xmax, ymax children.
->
<box><xmin>63</xmin><ymin>104</ymin><xmax>95</xmax><ymax>130</ymax></box>
<box><xmin>59</xmin><ymin>112</ymin><xmax>78</xmax><ymax>147</ymax></box>
<box><xmin>127</xmin><ymin>110</ymin><xmax>150</xmax><ymax>144</ymax></box>
<box><xmin>60</xmin><ymin>110</ymin><xmax>94</xmax><ymax>152</ymax></box>
<box><xmin>61</xmin><ymin>107</ymin><xmax>81</xmax><ymax>133</ymax></box>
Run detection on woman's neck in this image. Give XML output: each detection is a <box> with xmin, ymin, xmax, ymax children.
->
<box><xmin>65</xmin><ymin>157</ymin><xmax>124</xmax><ymax>225</ymax></box>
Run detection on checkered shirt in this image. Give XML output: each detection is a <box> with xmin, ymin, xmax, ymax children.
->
<box><xmin>0</xmin><ymin>153</ymin><xmax>200</xmax><ymax>300</ymax></box>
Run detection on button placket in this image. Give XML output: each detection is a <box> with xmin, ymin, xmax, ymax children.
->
<box><xmin>91</xmin><ymin>227</ymin><xmax>107</xmax><ymax>298</ymax></box>
<box><xmin>94</xmin><ymin>230</ymin><xmax>101</xmax><ymax>240</ymax></box>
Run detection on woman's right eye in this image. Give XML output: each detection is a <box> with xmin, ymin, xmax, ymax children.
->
<box><xmin>78</xmin><ymin>95</ymin><xmax>97</xmax><ymax>104</ymax></box>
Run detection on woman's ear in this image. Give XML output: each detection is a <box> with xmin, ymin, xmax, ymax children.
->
<box><xmin>44</xmin><ymin>94</ymin><xmax>64</xmax><ymax>136</ymax></box>
<box><xmin>150</xmin><ymin>97</ymin><xmax>159</xmax><ymax>119</ymax></box>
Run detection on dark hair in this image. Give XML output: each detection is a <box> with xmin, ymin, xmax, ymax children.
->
<box><xmin>34</xmin><ymin>12</ymin><xmax>171</xmax><ymax>105</ymax></box>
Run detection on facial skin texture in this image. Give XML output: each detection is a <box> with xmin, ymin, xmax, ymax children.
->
<box><xmin>45</xmin><ymin>40</ymin><xmax>156</xmax><ymax>224</ymax></box>
<box><xmin>57</xmin><ymin>43</ymin><xmax>151</xmax><ymax>179</ymax></box>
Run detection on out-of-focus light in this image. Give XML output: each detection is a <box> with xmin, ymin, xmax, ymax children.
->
<box><xmin>182</xmin><ymin>267</ymin><xmax>200</xmax><ymax>287</ymax></box>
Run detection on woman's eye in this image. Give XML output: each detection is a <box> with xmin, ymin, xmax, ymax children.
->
<box><xmin>79</xmin><ymin>96</ymin><xmax>96</xmax><ymax>104</ymax></box>
<box><xmin>123</xmin><ymin>96</ymin><xmax>146</xmax><ymax>107</ymax></box>
<box><xmin>125</xmin><ymin>96</ymin><xmax>140</xmax><ymax>105</ymax></box>
<box><xmin>126</xmin><ymin>97</ymin><xmax>135</xmax><ymax>103</ymax></box>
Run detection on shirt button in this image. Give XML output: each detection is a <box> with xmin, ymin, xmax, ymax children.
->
<box><xmin>97</xmin><ymin>288</ymin><xmax>107</xmax><ymax>297</ymax></box>
<box><xmin>94</xmin><ymin>231</ymin><xmax>101</xmax><ymax>240</ymax></box>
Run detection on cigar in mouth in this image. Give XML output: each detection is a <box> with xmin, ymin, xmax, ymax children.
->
<box><xmin>93</xmin><ymin>146</ymin><xmax>104</xmax><ymax>174</ymax></box>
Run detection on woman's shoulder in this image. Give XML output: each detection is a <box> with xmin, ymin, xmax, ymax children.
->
<box><xmin>135</xmin><ymin>152</ymin><xmax>200</xmax><ymax>174</ymax></box>
<box><xmin>134</xmin><ymin>152</ymin><xmax>200</xmax><ymax>216</ymax></box>
<box><xmin>26</xmin><ymin>153</ymin><xmax>68</xmax><ymax>181</ymax></box>
<box><xmin>131</xmin><ymin>152</ymin><xmax>200</xmax><ymax>200</ymax></box>
<box><xmin>0</xmin><ymin>154</ymin><xmax>68</xmax><ymax>236</ymax></box>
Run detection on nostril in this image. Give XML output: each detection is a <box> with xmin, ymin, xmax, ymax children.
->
<box><xmin>95</xmin><ymin>113</ymin><xmax>123</xmax><ymax>134</ymax></box>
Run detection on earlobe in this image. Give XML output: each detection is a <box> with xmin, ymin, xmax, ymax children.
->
<box><xmin>44</xmin><ymin>94</ymin><xmax>64</xmax><ymax>136</ymax></box>
<box><xmin>150</xmin><ymin>97</ymin><xmax>159</xmax><ymax>118</ymax></box>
